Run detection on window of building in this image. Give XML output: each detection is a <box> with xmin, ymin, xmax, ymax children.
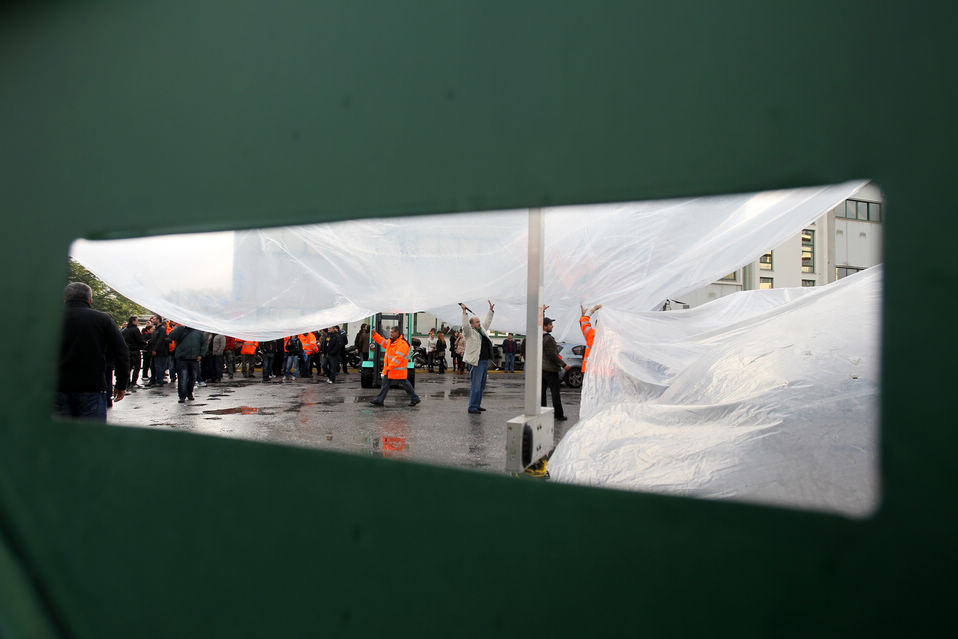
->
<box><xmin>719</xmin><ymin>271</ymin><xmax>737</xmax><ymax>282</ymax></box>
<box><xmin>759</xmin><ymin>277</ymin><xmax>773</xmax><ymax>289</ymax></box>
<box><xmin>801</xmin><ymin>229</ymin><xmax>815</xmax><ymax>273</ymax></box>
<box><xmin>802</xmin><ymin>279</ymin><xmax>816</xmax><ymax>287</ymax></box>
<box><xmin>759</xmin><ymin>251</ymin><xmax>773</xmax><ymax>271</ymax></box>
<box><xmin>836</xmin><ymin>266</ymin><xmax>865</xmax><ymax>280</ymax></box>
<box><xmin>838</xmin><ymin>199</ymin><xmax>881</xmax><ymax>222</ymax></box>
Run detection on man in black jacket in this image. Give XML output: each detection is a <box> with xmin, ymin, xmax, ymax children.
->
<box><xmin>541</xmin><ymin>316</ymin><xmax>571</xmax><ymax>422</ymax></box>
<box><xmin>324</xmin><ymin>325</ymin><xmax>345</xmax><ymax>384</ymax></box>
<box><xmin>56</xmin><ymin>282</ymin><xmax>129</xmax><ymax>421</ymax></box>
<box><xmin>121</xmin><ymin>316</ymin><xmax>147</xmax><ymax>391</ymax></box>
<box><xmin>146</xmin><ymin>317</ymin><xmax>171</xmax><ymax>386</ymax></box>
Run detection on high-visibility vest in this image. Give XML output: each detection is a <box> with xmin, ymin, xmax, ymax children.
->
<box><xmin>300</xmin><ymin>333</ymin><xmax>318</xmax><ymax>355</ymax></box>
<box><xmin>166</xmin><ymin>322</ymin><xmax>175</xmax><ymax>352</ymax></box>
<box><xmin>579</xmin><ymin>315</ymin><xmax>595</xmax><ymax>373</ymax></box>
<box><xmin>371</xmin><ymin>332</ymin><xmax>410</xmax><ymax>380</ymax></box>
<box><xmin>240</xmin><ymin>341</ymin><xmax>258</xmax><ymax>355</ymax></box>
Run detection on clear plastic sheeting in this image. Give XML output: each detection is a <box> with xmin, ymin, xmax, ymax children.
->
<box><xmin>70</xmin><ymin>181</ymin><xmax>866</xmax><ymax>341</ymax></box>
<box><xmin>550</xmin><ymin>266</ymin><xmax>882</xmax><ymax>517</ymax></box>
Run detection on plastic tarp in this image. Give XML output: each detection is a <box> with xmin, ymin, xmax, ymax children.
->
<box><xmin>70</xmin><ymin>181</ymin><xmax>866</xmax><ymax>342</ymax></box>
<box><xmin>549</xmin><ymin>266</ymin><xmax>882</xmax><ymax>517</ymax></box>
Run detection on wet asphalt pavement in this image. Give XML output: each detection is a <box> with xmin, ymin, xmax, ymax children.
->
<box><xmin>109</xmin><ymin>369</ymin><xmax>581</xmax><ymax>473</ymax></box>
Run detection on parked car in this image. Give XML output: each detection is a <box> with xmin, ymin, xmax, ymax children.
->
<box><xmin>556</xmin><ymin>342</ymin><xmax>586</xmax><ymax>388</ymax></box>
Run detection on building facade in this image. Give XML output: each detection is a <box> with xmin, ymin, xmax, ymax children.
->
<box><xmin>680</xmin><ymin>184</ymin><xmax>884</xmax><ymax>308</ymax></box>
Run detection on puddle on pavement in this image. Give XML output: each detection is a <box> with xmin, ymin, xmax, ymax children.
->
<box><xmin>204</xmin><ymin>417</ymin><xmax>222</xmax><ymax>421</ymax></box>
<box><xmin>203</xmin><ymin>406</ymin><xmax>260</xmax><ymax>415</ymax></box>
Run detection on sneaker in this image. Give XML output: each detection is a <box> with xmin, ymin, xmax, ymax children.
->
<box><xmin>178</xmin><ymin>398</ymin><xmax>185</xmax><ymax>403</ymax></box>
<box><xmin>197</xmin><ymin>381</ymin><xmax>207</xmax><ymax>387</ymax></box>
<box><xmin>188</xmin><ymin>394</ymin><xmax>195</xmax><ymax>401</ymax></box>
<box><xmin>556</xmin><ymin>415</ymin><xmax>568</xmax><ymax>421</ymax></box>
<box><xmin>325</xmin><ymin>379</ymin><xmax>333</xmax><ymax>384</ymax></box>
<box><xmin>409</xmin><ymin>398</ymin><xmax>421</xmax><ymax>407</ymax></box>
<box><xmin>369</xmin><ymin>401</ymin><xmax>384</xmax><ymax>407</ymax></box>
<box><xmin>478</xmin><ymin>407</ymin><xmax>487</xmax><ymax>412</ymax></box>
<box><xmin>468</xmin><ymin>409</ymin><xmax>481</xmax><ymax>414</ymax></box>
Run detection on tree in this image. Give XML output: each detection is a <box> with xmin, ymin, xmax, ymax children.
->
<box><xmin>66</xmin><ymin>259</ymin><xmax>152</xmax><ymax>325</ymax></box>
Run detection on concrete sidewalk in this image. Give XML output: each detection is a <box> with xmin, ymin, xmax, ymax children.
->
<box><xmin>111</xmin><ymin>370</ymin><xmax>581</xmax><ymax>473</ymax></box>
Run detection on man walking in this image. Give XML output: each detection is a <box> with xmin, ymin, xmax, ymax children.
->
<box><xmin>542</xmin><ymin>316</ymin><xmax>571</xmax><ymax>421</ymax></box>
<box><xmin>56</xmin><ymin>282</ymin><xmax>129</xmax><ymax>420</ymax></box>
<box><xmin>168</xmin><ymin>323</ymin><xmax>205</xmax><ymax>403</ymax></box>
<box><xmin>501</xmin><ymin>332</ymin><xmax>518</xmax><ymax>373</ymax></box>
<box><xmin>460</xmin><ymin>300</ymin><xmax>495</xmax><ymax>414</ymax></box>
<box><xmin>369</xmin><ymin>326</ymin><xmax>420</xmax><ymax>407</ymax></box>
<box><xmin>121</xmin><ymin>316</ymin><xmax>147</xmax><ymax>390</ymax></box>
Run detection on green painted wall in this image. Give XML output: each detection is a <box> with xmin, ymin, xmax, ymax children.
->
<box><xmin>1</xmin><ymin>1</ymin><xmax>955</xmax><ymax>636</ymax></box>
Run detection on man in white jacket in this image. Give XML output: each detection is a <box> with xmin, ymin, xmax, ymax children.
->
<box><xmin>460</xmin><ymin>300</ymin><xmax>495</xmax><ymax>414</ymax></box>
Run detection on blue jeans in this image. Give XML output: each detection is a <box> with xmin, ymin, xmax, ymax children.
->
<box><xmin>374</xmin><ymin>376</ymin><xmax>419</xmax><ymax>403</ymax></box>
<box><xmin>327</xmin><ymin>356</ymin><xmax>339</xmax><ymax>383</ymax></box>
<box><xmin>151</xmin><ymin>354</ymin><xmax>169</xmax><ymax>384</ymax></box>
<box><xmin>176</xmin><ymin>358</ymin><xmax>199</xmax><ymax>399</ymax></box>
<box><xmin>284</xmin><ymin>355</ymin><xmax>299</xmax><ymax>378</ymax></box>
<box><xmin>55</xmin><ymin>391</ymin><xmax>107</xmax><ymax>421</ymax></box>
<box><xmin>504</xmin><ymin>353</ymin><xmax>515</xmax><ymax>372</ymax></box>
<box><xmin>262</xmin><ymin>353</ymin><xmax>274</xmax><ymax>379</ymax></box>
<box><xmin>468</xmin><ymin>359</ymin><xmax>489</xmax><ymax>411</ymax></box>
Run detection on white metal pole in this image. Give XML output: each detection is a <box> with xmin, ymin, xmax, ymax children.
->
<box><xmin>525</xmin><ymin>208</ymin><xmax>544</xmax><ymax>417</ymax></box>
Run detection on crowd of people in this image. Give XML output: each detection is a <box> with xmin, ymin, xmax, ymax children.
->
<box><xmin>56</xmin><ymin>282</ymin><xmax>601</xmax><ymax>422</ymax></box>
<box><xmin>122</xmin><ymin>316</ymin><xmax>368</xmax><ymax>402</ymax></box>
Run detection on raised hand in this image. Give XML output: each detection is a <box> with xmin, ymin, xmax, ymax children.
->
<box><xmin>590</xmin><ymin>304</ymin><xmax>603</xmax><ymax>314</ymax></box>
<box><xmin>580</xmin><ymin>304</ymin><xmax>586</xmax><ymax>316</ymax></box>
<box><xmin>488</xmin><ymin>299</ymin><xmax>495</xmax><ymax>311</ymax></box>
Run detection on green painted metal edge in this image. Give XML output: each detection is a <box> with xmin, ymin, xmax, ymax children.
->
<box><xmin>1</xmin><ymin>1</ymin><xmax>956</xmax><ymax>637</ymax></box>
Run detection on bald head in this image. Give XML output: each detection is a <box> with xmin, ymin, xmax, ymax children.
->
<box><xmin>469</xmin><ymin>316</ymin><xmax>480</xmax><ymax>329</ymax></box>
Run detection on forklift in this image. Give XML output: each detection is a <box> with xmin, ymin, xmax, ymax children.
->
<box><xmin>360</xmin><ymin>312</ymin><xmax>417</xmax><ymax>389</ymax></box>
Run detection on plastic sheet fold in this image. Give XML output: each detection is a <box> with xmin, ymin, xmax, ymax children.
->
<box><xmin>549</xmin><ymin>267</ymin><xmax>882</xmax><ymax>517</ymax></box>
<box><xmin>70</xmin><ymin>181</ymin><xmax>866</xmax><ymax>341</ymax></box>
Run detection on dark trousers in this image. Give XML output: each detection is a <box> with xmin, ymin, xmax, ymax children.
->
<box><xmin>262</xmin><ymin>353</ymin><xmax>274</xmax><ymax>380</ymax></box>
<box><xmin>436</xmin><ymin>351</ymin><xmax>446</xmax><ymax>373</ymax></box>
<box><xmin>374</xmin><ymin>376</ymin><xmax>419</xmax><ymax>403</ymax></box>
<box><xmin>211</xmin><ymin>354</ymin><xmax>225</xmax><ymax>381</ymax></box>
<box><xmin>55</xmin><ymin>392</ymin><xmax>107</xmax><ymax>421</ymax></box>
<box><xmin>327</xmin><ymin>355</ymin><xmax>340</xmax><ymax>383</ymax></box>
<box><xmin>176</xmin><ymin>357</ymin><xmax>198</xmax><ymax>399</ymax></box>
<box><xmin>129</xmin><ymin>351</ymin><xmax>141</xmax><ymax>385</ymax></box>
<box><xmin>141</xmin><ymin>351</ymin><xmax>152</xmax><ymax>379</ymax></box>
<box><xmin>340</xmin><ymin>353</ymin><xmax>348</xmax><ymax>373</ymax></box>
<box><xmin>541</xmin><ymin>370</ymin><xmax>565</xmax><ymax>419</ymax></box>
<box><xmin>151</xmin><ymin>354</ymin><xmax>169</xmax><ymax>384</ymax></box>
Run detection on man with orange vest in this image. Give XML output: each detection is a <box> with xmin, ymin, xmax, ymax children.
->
<box><xmin>299</xmin><ymin>332</ymin><xmax>318</xmax><ymax>378</ymax></box>
<box><xmin>240</xmin><ymin>339</ymin><xmax>259</xmax><ymax>377</ymax></box>
<box><xmin>578</xmin><ymin>304</ymin><xmax>602</xmax><ymax>374</ymax></box>
<box><xmin>369</xmin><ymin>326</ymin><xmax>421</xmax><ymax>407</ymax></box>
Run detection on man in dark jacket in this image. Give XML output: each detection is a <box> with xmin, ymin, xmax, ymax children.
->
<box><xmin>541</xmin><ymin>317</ymin><xmax>571</xmax><ymax>422</ymax></box>
<box><xmin>355</xmin><ymin>324</ymin><xmax>370</xmax><ymax>361</ymax></box>
<box><xmin>169</xmin><ymin>323</ymin><xmax>205</xmax><ymax>402</ymax></box>
<box><xmin>56</xmin><ymin>282</ymin><xmax>129</xmax><ymax>420</ymax></box>
<box><xmin>147</xmin><ymin>316</ymin><xmax>171</xmax><ymax>386</ymax></box>
<box><xmin>121</xmin><ymin>316</ymin><xmax>148</xmax><ymax>390</ymax></box>
<box><xmin>324</xmin><ymin>325</ymin><xmax>345</xmax><ymax>384</ymax></box>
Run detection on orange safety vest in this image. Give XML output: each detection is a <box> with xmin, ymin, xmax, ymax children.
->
<box><xmin>166</xmin><ymin>322</ymin><xmax>175</xmax><ymax>352</ymax></box>
<box><xmin>579</xmin><ymin>315</ymin><xmax>595</xmax><ymax>373</ymax></box>
<box><xmin>300</xmin><ymin>333</ymin><xmax>318</xmax><ymax>355</ymax></box>
<box><xmin>371</xmin><ymin>332</ymin><xmax>410</xmax><ymax>380</ymax></box>
<box><xmin>240</xmin><ymin>340</ymin><xmax>258</xmax><ymax>355</ymax></box>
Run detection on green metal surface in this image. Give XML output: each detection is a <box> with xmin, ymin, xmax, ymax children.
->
<box><xmin>1</xmin><ymin>1</ymin><xmax>955</xmax><ymax>636</ymax></box>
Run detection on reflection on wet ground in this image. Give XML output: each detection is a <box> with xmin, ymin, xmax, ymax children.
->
<box><xmin>109</xmin><ymin>372</ymin><xmax>580</xmax><ymax>473</ymax></box>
